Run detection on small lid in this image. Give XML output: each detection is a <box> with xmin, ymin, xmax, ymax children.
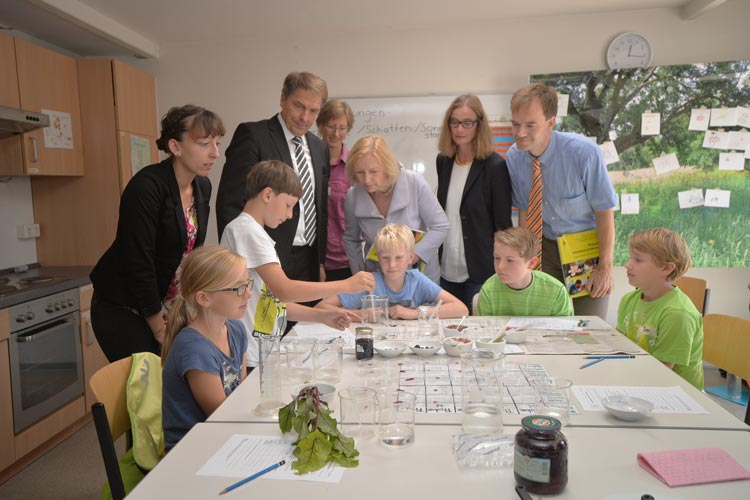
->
<box><xmin>355</xmin><ymin>326</ymin><xmax>373</xmax><ymax>335</ymax></box>
<box><xmin>521</xmin><ymin>415</ymin><xmax>561</xmax><ymax>433</ymax></box>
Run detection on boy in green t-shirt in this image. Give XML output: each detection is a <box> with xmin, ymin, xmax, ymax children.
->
<box><xmin>477</xmin><ymin>227</ymin><xmax>573</xmax><ymax>316</ymax></box>
<box><xmin>617</xmin><ymin>228</ymin><xmax>704</xmax><ymax>389</ymax></box>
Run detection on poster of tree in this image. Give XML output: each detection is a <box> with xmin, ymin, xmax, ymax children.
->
<box><xmin>532</xmin><ymin>61</ymin><xmax>750</xmax><ymax>268</ymax></box>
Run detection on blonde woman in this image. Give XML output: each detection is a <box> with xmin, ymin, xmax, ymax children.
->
<box><xmin>161</xmin><ymin>246</ymin><xmax>250</xmax><ymax>451</ymax></box>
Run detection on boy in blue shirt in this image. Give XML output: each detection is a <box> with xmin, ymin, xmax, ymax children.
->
<box><xmin>617</xmin><ymin>228</ymin><xmax>704</xmax><ymax>389</ymax></box>
<box><xmin>318</xmin><ymin>224</ymin><xmax>467</xmax><ymax>319</ymax></box>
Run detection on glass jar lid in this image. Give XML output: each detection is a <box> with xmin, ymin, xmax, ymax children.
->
<box><xmin>521</xmin><ymin>415</ymin><xmax>562</xmax><ymax>434</ymax></box>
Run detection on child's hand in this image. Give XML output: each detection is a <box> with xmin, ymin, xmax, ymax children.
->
<box><xmin>320</xmin><ymin>308</ymin><xmax>353</xmax><ymax>330</ymax></box>
<box><xmin>388</xmin><ymin>305</ymin><xmax>418</xmax><ymax>320</ymax></box>
<box><xmin>347</xmin><ymin>271</ymin><xmax>375</xmax><ymax>293</ymax></box>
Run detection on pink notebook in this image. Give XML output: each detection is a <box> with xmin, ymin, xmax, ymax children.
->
<box><xmin>637</xmin><ymin>448</ymin><xmax>750</xmax><ymax>487</ymax></box>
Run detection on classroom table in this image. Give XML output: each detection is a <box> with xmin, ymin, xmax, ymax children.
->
<box><xmin>209</xmin><ymin>351</ymin><xmax>748</xmax><ymax>431</ymax></box>
<box><xmin>127</xmin><ymin>422</ymin><xmax>750</xmax><ymax>499</ymax></box>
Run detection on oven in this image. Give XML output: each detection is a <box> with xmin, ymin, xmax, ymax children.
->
<box><xmin>7</xmin><ymin>288</ymin><xmax>84</xmax><ymax>433</ymax></box>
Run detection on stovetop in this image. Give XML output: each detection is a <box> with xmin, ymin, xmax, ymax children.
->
<box><xmin>0</xmin><ymin>274</ymin><xmax>72</xmax><ymax>299</ymax></box>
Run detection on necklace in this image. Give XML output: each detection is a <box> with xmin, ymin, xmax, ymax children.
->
<box><xmin>455</xmin><ymin>151</ymin><xmax>473</xmax><ymax>166</ymax></box>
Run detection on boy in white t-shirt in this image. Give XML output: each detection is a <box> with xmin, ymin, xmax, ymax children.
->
<box><xmin>221</xmin><ymin>160</ymin><xmax>375</xmax><ymax>367</ymax></box>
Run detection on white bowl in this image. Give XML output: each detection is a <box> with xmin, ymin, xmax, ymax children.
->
<box><xmin>291</xmin><ymin>383</ymin><xmax>337</xmax><ymax>404</ymax></box>
<box><xmin>601</xmin><ymin>396</ymin><xmax>654</xmax><ymax>422</ymax></box>
<box><xmin>443</xmin><ymin>323</ymin><xmax>470</xmax><ymax>338</ymax></box>
<box><xmin>407</xmin><ymin>340</ymin><xmax>442</xmax><ymax>357</ymax></box>
<box><xmin>373</xmin><ymin>341</ymin><xmax>407</xmax><ymax>358</ymax></box>
<box><xmin>442</xmin><ymin>336</ymin><xmax>473</xmax><ymax>357</ymax></box>
<box><xmin>505</xmin><ymin>330</ymin><xmax>526</xmax><ymax>344</ymax></box>
<box><xmin>474</xmin><ymin>337</ymin><xmax>507</xmax><ymax>354</ymax></box>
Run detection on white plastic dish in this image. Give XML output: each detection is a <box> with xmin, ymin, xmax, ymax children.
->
<box><xmin>474</xmin><ymin>337</ymin><xmax>507</xmax><ymax>355</ymax></box>
<box><xmin>601</xmin><ymin>395</ymin><xmax>654</xmax><ymax>421</ymax></box>
<box><xmin>407</xmin><ymin>340</ymin><xmax>442</xmax><ymax>357</ymax></box>
<box><xmin>442</xmin><ymin>336</ymin><xmax>473</xmax><ymax>357</ymax></box>
<box><xmin>373</xmin><ymin>341</ymin><xmax>407</xmax><ymax>358</ymax></box>
<box><xmin>291</xmin><ymin>383</ymin><xmax>336</xmax><ymax>404</ymax></box>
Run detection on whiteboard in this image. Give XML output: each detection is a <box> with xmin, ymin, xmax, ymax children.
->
<box><xmin>339</xmin><ymin>94</ymin><xmax>513</xmax><ymax>189</ymax></box>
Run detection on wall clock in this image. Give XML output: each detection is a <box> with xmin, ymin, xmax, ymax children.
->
<box><xmin>606</xmin><ymin>32</ymin><xmax>653</xmax><ymax>69</ymax></box>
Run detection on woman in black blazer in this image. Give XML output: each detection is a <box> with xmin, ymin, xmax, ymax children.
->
<box><xmin>436</xmin><ymin>95</ymin><xmax>513</xmax><ymax>311</ymax></box>
<box><xmin>90</xmin><ymin>105</ymin><xmax>225</xmax><ymax>362</ymax></box>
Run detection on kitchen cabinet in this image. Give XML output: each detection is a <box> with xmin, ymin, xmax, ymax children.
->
<box><xmin>0</xmin><ymin>33</ymin><xmax>23</xmax><ymax>176</ymax></box>
<box><xmin>79</xmin><ymin>285</ymin><xmax>108</xmax><ymax>412</ymax></box>
<box><xmin>0</xmin><ymin>309</ymin><xmax>16</xmax><ymax>472</ymax></box>
<box><xmin>31</xmin><ymin>58</ymin><xmax>158</xmax><ymax>266</ymax></box>
<box><xmin>0</xmin><ymin>37</ymin><xmax>84</xmax><ymax>176</ymax></box>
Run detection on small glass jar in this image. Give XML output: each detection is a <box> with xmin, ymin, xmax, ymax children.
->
<box><xmin>514</xmin><ymin>415</ymin><xmax>568</xmax><ymax>495</ymax></box>
<box><xmin>355</xmin><ymin>326</ymin><xmax>374</xmax><ymax>360</ymax></box>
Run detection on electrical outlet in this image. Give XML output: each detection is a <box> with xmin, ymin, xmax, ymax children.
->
<box><xmin>16</xmin><ymin>224</ymin><xmax>41</xmax><ymax>239</ymax></box>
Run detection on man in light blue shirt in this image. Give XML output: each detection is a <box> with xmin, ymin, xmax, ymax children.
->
<box><xmin>506</xmin><ymin>83</ymin><xmax>617</xmax><ymax>318</ymax></box>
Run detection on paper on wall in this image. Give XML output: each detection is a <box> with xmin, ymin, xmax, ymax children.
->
<box><xmin>41</xmin><ymin>109</ymin><xmax>73</xmax><ymax>149</ymax></box>
<box><xmin>678</xmin><ymin>189</ymin><xmax>704</xmax><ymax>209</ymax></box>
<box><xmin>652</xmin><ymin>153</ymin><xmax>680</xmax><ymax>175</ymax></box>
<box><xmin>718</xmin><ymin>152</ymin><xmax>745</xmax><ymax>171</ymax></box>
<box><xmin>621</xmin><ymin>193</ymin><xmax>640</xmax><ymax>215</ymax></box>
<box><xmin>599</xmin><ymin>141</ymin><xmax>619</xmax><ymax>165</ymax></box>
<box><xmin>727</xmin><ymin>130</ymin><xmax>750</xmax><ymax>151</ymax></box>
<box><xmin>710</xmin><ymin>107</ymin><xmax>738</xmax><ymax>127</ymax></box>
<box><xmin>641</xmin><ymin>112</ymin><xmax>661</xmax><ymax>136</ymax></box>
<box><xmin>704</xmin><ymin>189</ymin><xmax>730</xmax><ymax>208</ymax></box>
<box><xmin>613</xmin><ymin>192</ymin><xmax>620</xmax><ymax>212</ymax></box>
<box><xmin>688</xmin><ymin>108</ymin><xmax>711</xmax><ymax>131</ymax></box>
<box><xmin>737</xmin><ymin>106</ymin><xmax>750</xmax><ymax>128</ymax></box>
<box><xmin>130</xmin><ymin>134</ymin><xmax>151</xmax><ymax>176</ymax></box>
<box><xmin>703</xmin><ymin>130</ymin><xmax>730</xmax><ymax>149</ymax></box>
<box><xmin>556</xmin><ymin>93</ymin><xmax>569</xmax><ymax>117</ymax></box>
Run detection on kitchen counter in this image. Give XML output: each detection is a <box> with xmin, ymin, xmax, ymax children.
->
<box><xmin>0</xmin><ymin>266</ymin><xmax>92</xmax><ymax>309</ymax></box>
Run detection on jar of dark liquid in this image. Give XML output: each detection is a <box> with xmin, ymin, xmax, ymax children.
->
<box><xmin>355</xmin><ymin>326</ymin><xmax>374</xmax><ymax>360</ymax></box>
<box><xmin>514</xmin><ymin>415</ymin><xmax>568</xmax><ymax>495</ymax></box>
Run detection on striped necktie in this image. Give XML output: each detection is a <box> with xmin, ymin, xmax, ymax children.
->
<box><xmin>292</xmin><ymin>136</ymin><xmax>316</xmax><ymax>245</ymax></box>
<box><xmin>527</xmin><ymin>158</ymin><xmax>543</xmax><ymax>270</ymax></box>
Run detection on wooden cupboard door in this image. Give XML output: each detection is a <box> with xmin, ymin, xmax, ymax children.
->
<box><xmin>0</xmin><ymin>33</ymin><xmax>20</xmax><ymax>108</ymax></box>
<box><xmin>14</xmin><ymin>38</ymin><xmax>84</xmax><ymax>176</ymax></box>
<box><xmin>113</xmin><ymin>60</ymin><xmax>158</xmax><ymax>138</ymax></box>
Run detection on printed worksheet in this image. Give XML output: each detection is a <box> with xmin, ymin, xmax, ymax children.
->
<box><xmin>571</xmin><ymin>385</ymin><xmax>708</xmax><ymax>414</ymax></box>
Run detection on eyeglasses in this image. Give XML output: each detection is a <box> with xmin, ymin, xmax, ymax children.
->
<box><xmin>448</xmin><ymin>119</ymin><xmax>479</xmax><ymax>129</ymax></box>
<box><xmin>324</xmin><ymin>124</ymin><xmax>349</xmax><ymax>133</ymax></box>
<box><xmin>208</xmin><ymin>277</ymin><xmax>254</xmax><ymax>297</ymax></box>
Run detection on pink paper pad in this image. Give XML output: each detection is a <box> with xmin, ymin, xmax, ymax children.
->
<box><xmin>637</xmin><ymin>448</ymin><xmax>750</xmax><ymax>487</ymax></box>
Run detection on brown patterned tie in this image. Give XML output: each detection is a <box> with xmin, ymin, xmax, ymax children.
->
<box><xmin>527</xmin><ymin>158</ymin><xmax>543</xmax><ymax>270</ymax></box>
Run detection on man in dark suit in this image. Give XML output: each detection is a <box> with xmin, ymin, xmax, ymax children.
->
<box><xmin>217</xmin><ymin>71</ymin><xmax>330</xmax><ymax>282</ymax></box>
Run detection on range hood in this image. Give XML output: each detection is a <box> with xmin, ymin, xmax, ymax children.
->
<box><xmin>0</xmin><ymin>105</ymin><xmax>49</xmax><ymax>138</ymax></box>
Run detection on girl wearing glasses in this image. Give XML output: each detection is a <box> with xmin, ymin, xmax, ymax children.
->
<box><xmin>90</xmin><ymin>105</ymin><xmax>225</xmax><ymax>362</ymax></box>
<box><xmin>435</xmin><ymin>95</ymin><xmax>513</xmax><ymax>311</ymax></box>
<box><xmin>161</xmin><ymin>246</ymin><xmax>250</xmax><ymax>451</ymax></box>
<box><xmin>317</xmin><ymin>99</ymin><xmax>355</xmax><ymax>282</ymax></box>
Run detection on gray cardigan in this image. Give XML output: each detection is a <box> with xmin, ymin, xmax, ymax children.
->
<box><xmin>343</xmin><ymin>168</ymin><xmax>449</xmax><ymax>283</ymax></box>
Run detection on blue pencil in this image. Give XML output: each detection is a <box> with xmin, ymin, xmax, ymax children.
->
<box><xmin>219</xmin><ymin>459</ymin><xmax>286</xmax><ymax>495</ymax></box>
<box><xmin>585</xmin><ymin>355</ymin><xmax>636</xmax><ymax>360</ymax></box>
<box><xmin>580</xmin><ymin>358</ymin><xmax>605</xmax><ymax>369</ymax></box>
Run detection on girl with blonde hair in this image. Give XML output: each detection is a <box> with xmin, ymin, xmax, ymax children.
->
<box><xmin>161</xmin><ymin>245</ymin><xmax>250</xmax><ymax>451</ymax></box>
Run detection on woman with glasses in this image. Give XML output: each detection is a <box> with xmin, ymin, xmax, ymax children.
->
<box><xmin>436</xmin><ymin>95</ymin><xmax>513</xmax><ymax>311</ymax></box>
<box><xmin>316</xmin><ymin>99</ymin><xmax>355</xmax><ymax>281</ymax></box>
<box><xmin>343</xmin><ymin>134</ymin><xmax>449</xmax><ymax>283</ymax></box>
<box><xmin>90</xmin><ymin>105</ymin><xmax>225</xmax><ymax>362</ymax></box>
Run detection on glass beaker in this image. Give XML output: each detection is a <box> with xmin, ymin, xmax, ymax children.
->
<box><xmin>417</xmin><ymin>305</ymin><xmax>440</xmax><ymax>338</ymax></box>
<box><xmin>315</xmin><ymin>338</ymin><xmax>344</xmax><ymax>383</ymax></box>
<box><xmin>532</xmin><ymin>377</ymin><xmax>573</xmax><ymax>426</ymax></box>
<box><xmin>460</xmin><ymin>350</ymin><xmax>504</xmax><ymax>433</ymax></box>
<box><xmin>285</xmin><ymin>338</ymin><xmax>317</xmax><ymax>383</ymax></box>
<box><xmin>254</xmin><ymin>334</ymin><xmax>286</xmax><ymax>416</ymax></box>
<box><xmin>361</xmin><ymin>294</ymin><xmax>389</xmax><ymax>331</ymax></box>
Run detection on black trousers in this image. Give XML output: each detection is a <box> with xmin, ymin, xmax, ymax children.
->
<box><xmin>325</xmin><ymin>267</ymin><xmax>352</xmax><ymax>282</ymax></box>
<box><xmin>90</xmin><ymin>292</ymin><xmax>161</xmax><ymax>362</ymax></box>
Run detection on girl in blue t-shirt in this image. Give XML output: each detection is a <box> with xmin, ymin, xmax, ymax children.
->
<box><xmin>161</xmin><ymin>246</ymin><xmax>251</xmax><ymax>450</ymax></box>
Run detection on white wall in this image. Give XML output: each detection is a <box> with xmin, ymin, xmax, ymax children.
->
<box><xmin>0</xmin><ymin>177</ymin><xmax>38</xmax><ymax>270</ymax></box>
<box><xmin>138</xmin><ymin>2</ymin><xmax>750</xmax><ymax>319</ymax></box>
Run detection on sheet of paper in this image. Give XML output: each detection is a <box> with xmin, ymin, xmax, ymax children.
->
<box><xmin>652</xmin><ymin>152</ymin><xmax>680</xmax><ymax>175</ymax></box>
<box><xmin>702</xmin><ymin>130</ymin><xmax>730</xmax><ymax>149</ymax></box>
<box><xmin>704</xmin><ymin>189</ymin><xmax>730</xmax><ymax>208</ymax></box>
<box><xmin>688</xmin><ymin>108</ymin><xmax>710</xmax><ymax>131</ymax></box>
<box><xmin>292</xmin><ymin>323</ymin><xmax>355</xmax><ymax>348</ymax></box>
<box><xmin>518</xmin><ymin>330</ymin><xmax>645</xmax><ymax>355</ymax></box>
<box><xmin>678</xmin><ymin>189</ymin><xmax>704</xmax><ymax>209</ymax></box>
<box><xmin>718</xmin><ymin>152</ymin><xmax>745</xmax><ymax>171</ymax></box>
<box><xmin>571</xmin><ymin>386</ymin><xmax>708</xmax><ymax>414</ymax></box>
<box><xmin>599</xmin><ymin>141</ymin><xmax>619</xmax><ymax>165</ymax></box>
<box><xmin>129</xmin><ymin>134</ymin><xmax>151</xmax><ymax>176</ymax></box>
<box><xmin>710</xmin><ymin>107</ymin><xmax>738</xmax><ymax>127</ymax></box>
<box><xmin>737</xmin><ymin>106</ymin><xmax>750</xmax><ymax>128</ymax></box>
<box><xmin>556</xmin><ymin>93</ymin><xmax>569</xmax><ymax>117</ymax></box>
<box><xmin>505</xmin><ymin>317</ymin><xmax>583</xmax><ymax>331</ymax></box>
<box><xmin>641</xmin><ymin>112</ymin><xmax>661</xmax><ymax>136</ymax></box>
<box><xmin>613</xmin><ymin>192</ymin><xmax>620</xmax><ymax>211</ymax></box>
<box><xmin>727</xmin><ymin>130</ymin><xmax>750</xmax><ymax>151</ymax></box>
<box><xmin>41</xmin><ymin>108</ymin><xmax>73</xmax><ymax>149</ymax></box>
<box><xmin>621</xmin><ymin>193</ymin><xmax>640</xmax><ymax>215</ymax></box>
<box><xmin>196</xmin><ymin>434</ymin><xmax>345</xmax><ymax>483</ymax></box>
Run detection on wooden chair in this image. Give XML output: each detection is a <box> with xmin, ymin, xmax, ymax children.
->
<box><xmin>702</xmin><ymin>314</ymin><xmax>750</xmax><ymax>425</ymax></box>
<box><xmin>675</xmin><ymin>275</ymin><xmax>710</xmax><ymax>315</ymax></box>
<box><xmin>90</xmin><ymin>356</ymin><xmax>133</xmax><ymax>500</ymax></box>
